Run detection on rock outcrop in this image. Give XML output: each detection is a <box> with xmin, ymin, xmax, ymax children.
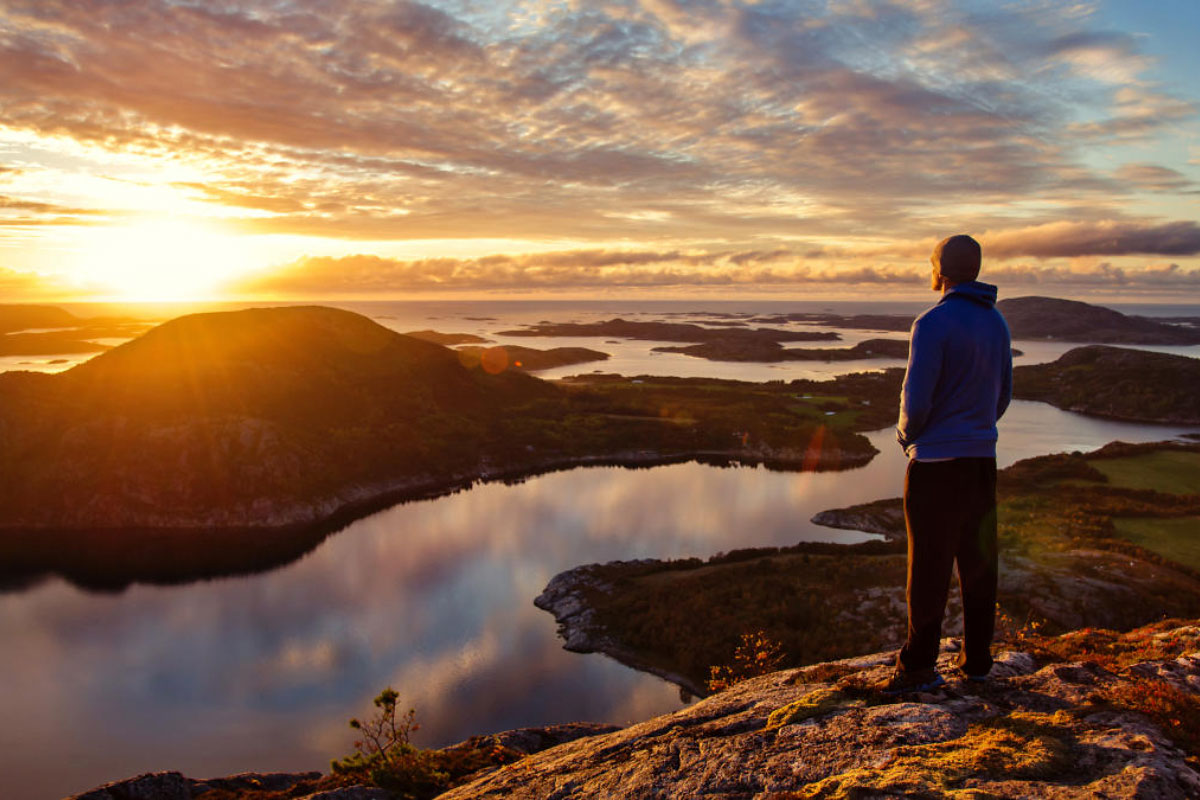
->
<box><xmin>68</xmin><ymin>724</ymin><xmax>619</xmax><ymax>800</ymax></box>
<box><xmin>810</xmin><ymin>497</ymin><xmax>906</xmax><ymax>539</ymax></box>
<box><xmin>443</xmin><ymin>623</ymin><xmax>1200</xmax><ymax>799</ymax></box>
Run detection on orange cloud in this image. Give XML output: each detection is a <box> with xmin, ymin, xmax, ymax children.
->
<box><xmin>235</xmin><ymin>245</ymin><xmax>1200</xmax><ymax>296</ymax></box>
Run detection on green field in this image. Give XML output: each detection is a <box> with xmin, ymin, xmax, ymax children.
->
<box><xmin>1090</xmin><ymin>451</ymin><xmax>1200</xmax><ymax>495</ymax></box>
<box><xmin>1112</xmin><ymin>517</ymin><xmax>1200</xmax><ymax>571</ymax></box>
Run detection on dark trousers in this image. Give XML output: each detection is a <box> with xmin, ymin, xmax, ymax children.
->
<box><xmin>898</xmin><ymin>457</ymin><xmax>998</xmax><ymax>675</ymax></box>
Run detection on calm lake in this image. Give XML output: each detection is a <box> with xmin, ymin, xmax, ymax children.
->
<box><xmin>2</xmin><ymin>300</ymin><xmax>1198</xmax><ymax>799</ymax></box>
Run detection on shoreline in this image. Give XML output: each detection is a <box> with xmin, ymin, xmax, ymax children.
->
<box><xmin>0</xmin><ymin>443</ymin><xmax>876</xmax><ymax>536</ymax></box>
<box><xmin>534</xmin><ymin>563</ymin><xmax>710</xmax><ymax>698</ymax></box>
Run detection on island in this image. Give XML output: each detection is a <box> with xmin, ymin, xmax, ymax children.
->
<box><xmin>0</xmin><ymin>306</ymin><xmax>902</xmax><ymax>589</ymax></box>
<box><xmin>454</xmin><ymin>343</ymin><xmax>610</xmax><ymax>372</ymax></box>
<box><xmin>0</xmin><ymin>332</ymin><xmax>112</xmax><ymax>356</ymax></box>
<box><xmin>496</xmin><ymin>318</ymin><xmax>840</xmax><ymax>344</ymax></box>
<box><xmin>1014</xmin><ymin>345</ymin><xmax>1200</xmax><ymax>424</ymax></box>
<box><xmin>0</xmin><ymin>304</ymin><xmax>155</xmax><ymax>356</ymax></box>
<box><xmin>753</xmin><ymin>311</ymin><xmax>915</xmax><ymax>332</ymax></box>
<box><xmin>403</xmin><ymin>329</ymin><xmax>492</xmax><ymax>345</ymax></box>
<box><xmin>754</xmin><ymin>296</ymin><xmax>1200</xmax><ymax>345</ymax></box>
<box><xmin>997</xmin><ymin>296</ymin><xmax>1200</xmax><ymax>344</ymax></box>
<box><xmin>0</xmin><ymin>304</ymin><xmax>81</xmax><ymax>333</ymax></box>
<box><xmin>652</xmin><ymin>337</ymin><xmax>910</xmax><ymax>363</ymax></box>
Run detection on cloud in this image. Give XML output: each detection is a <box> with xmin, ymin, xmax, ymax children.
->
<box><xmin>0</xmin><ymin>195</ymin><xmax>110</xmax><ymax>223</ymax></box>
<box><xmin>1044</xmin><ymin>31</ymin><xmax>1150</xmax><ymax>84</ymax></box>
<box><xmin>987</xmin><ymin>261</ymin><xmax>1200</xmax><ymax>289</ymax></box>
<box><xmin>0</xmin><ymin>267</ymin><xmax>60</xmax><ymax>297</ymax></box>
<box><xmin>233</xmin><ymin>242</ymin><xmax>1200</xmax><ymax>296</ymax></box>
<box><xmin>982</xmin><ymin>219</ymin><xmax>1200</xmax><ymax>259</ymax></box>
<box><xmin>1</xmin><ymin>0</ymin><xmax>1189</xmax><ymax>249</ymax></box>
<box><xmin>1112</xmin><ymin>164</ymin><xmax>1195</xmax><ymax>193</ymax></box>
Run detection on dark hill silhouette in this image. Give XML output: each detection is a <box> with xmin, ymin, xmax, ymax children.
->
<box><xmin>998</xmin><ymin>296</ymin><xmax>1200</xmax><ymax>344</ymax></box>
<box><xmin>0</xmin><ymin>307</ymin><xmax>558</xmax><ymax>536</ymax></box>
<box><xmin>60</xmin><ymin>305</ymin><xmax>548</xmax><ymax>423</ymax></box>
<box><xmin>0</xmin><ymin>304</ymin><xmax>80</xmax><ymax>334</ymax></box>
<box><xmin>754</xmin><ymin>296</ymin><xmax>1200</xmax><ymax>346</ymax></box>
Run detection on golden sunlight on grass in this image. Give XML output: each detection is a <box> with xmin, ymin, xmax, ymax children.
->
<box><xmin>74</xmin><ymin>217</ymin><xmax>260</xmax><ymax>301</ymax></box>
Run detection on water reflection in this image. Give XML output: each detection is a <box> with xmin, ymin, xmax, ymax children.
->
<box><xmin>3</xmin><ymin>396</ymin><xmax>1198</xmax><ymax>798</ymax></box>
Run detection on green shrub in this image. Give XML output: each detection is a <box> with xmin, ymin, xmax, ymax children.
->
<box><xmin>331</xmin><ymin>688</ymin><xmax>521</xmax><ymax>799</ymax></box>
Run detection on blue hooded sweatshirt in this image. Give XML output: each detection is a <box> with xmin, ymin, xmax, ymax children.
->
<box><xmin>897</xmin><ymin>281</ymin><xmax>1012</xmax><ymax>460</ymax></box>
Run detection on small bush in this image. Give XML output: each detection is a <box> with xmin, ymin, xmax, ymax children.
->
<box><xmin>332</xmin><ymin>688</ymin><xmax>521</xmax><ymax>799</ymax></box>
<box><xmin>1100</xmin><ymin>679</ymin><xmax>1200</xmax><ymax>761</ymax></box>
<box><xmin>708</xmin><ymin>630</ymin><xmax>786</xmax><ymax>693</ymax></box>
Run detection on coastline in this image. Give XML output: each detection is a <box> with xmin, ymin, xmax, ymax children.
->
<box><xmin>534</xmin><ymin>562</ymin><xmax>710</xmax><ymax>698</ymax></box>
<box><xmin>0</xmin><ymin>442</ymin><xmax>878</xmax><ymax>590</ymax></box>
<box><xmin>0</xmin><ymin>442</ymin><xmax>876</xmax><ymax>535</ymax></box>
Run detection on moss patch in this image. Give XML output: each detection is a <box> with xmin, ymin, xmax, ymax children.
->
<box><xmin>767</xmin><ymin>689</ymin><xmax>865</xmax><ymax>728</ymax></box>
<box><xmin>789</xmin><ymin>712</ymin><xmax>1077</xmax><ymax>799</ymax></box>
<box><xmin>1091</xmin><ymin>451</ymin><xmax>1200</xmax><ymax>495</ymax></box>
<box><xmin>1112</xmin><ymin>516</ymin><xmax>1200</xmax><ymax>570</ymax></box>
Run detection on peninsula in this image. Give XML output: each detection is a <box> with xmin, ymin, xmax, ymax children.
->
<box><xmin>1014</xmin><ymin>345</ymin><xmax>1200</xmax><ymax>424</ymax></box>
<box><xmin>536</xmin><ymin>440</ymin><xmax>1200</xmax><ymax>695</ymax></box>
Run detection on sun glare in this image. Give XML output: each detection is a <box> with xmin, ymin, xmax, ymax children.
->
<box><xmin>76</xmin><ymin>218</ymin><xmax>258</xmax><ymax>301</ymax></box>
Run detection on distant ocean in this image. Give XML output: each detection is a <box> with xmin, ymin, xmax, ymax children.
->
<box><xmin>9</xmin><ymin>297</ymin><xmax>1200</xmax><ymax>379</ymax></box>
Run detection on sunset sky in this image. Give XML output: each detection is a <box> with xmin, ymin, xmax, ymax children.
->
<box><xmin>1</xmin><ymin>0</ymin><xmax>1198</xmax><ymax>302</ymax></box>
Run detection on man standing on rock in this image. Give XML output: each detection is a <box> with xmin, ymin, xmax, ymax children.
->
<box><xmin>881</xmin><ymin>234</ymin><xmax>1012</xmax><ymax>694</ymax></box>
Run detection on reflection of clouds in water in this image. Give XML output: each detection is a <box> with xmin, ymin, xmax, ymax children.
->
<box><xmin>997</xmin><ymin>400</ymin><xmax>1198</xmax><ymax>466</ymax></box>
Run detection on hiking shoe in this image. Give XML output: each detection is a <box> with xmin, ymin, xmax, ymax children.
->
<box><xmin>876</xmin><ymin>668</ymin><xmax>945</xmax><ymax>695</ymax></box>
<box><xmin>956</xmin><ymin>668</ymin><xmax>990</xmax><ymax>684</ymax></box>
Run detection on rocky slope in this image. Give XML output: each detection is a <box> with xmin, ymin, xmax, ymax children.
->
<box><xmin>442</xmin><ymin>621</ymin><xmax>1200</xmax><ymax>799</ymax></box>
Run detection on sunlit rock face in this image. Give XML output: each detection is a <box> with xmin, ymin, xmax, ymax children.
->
<box><xmin>443</xmin><ymin>622</ymin><xmax>1200</xmax><ymax>800</ymax></box>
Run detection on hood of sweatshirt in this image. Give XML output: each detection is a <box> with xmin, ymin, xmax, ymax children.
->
<box><xmin>941</xmin><ymin>280</ymin><xmax>998</xmax><ymax>308</ymax></box>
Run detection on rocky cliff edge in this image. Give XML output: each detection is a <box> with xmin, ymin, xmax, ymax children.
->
<box><xmin>442</xmin><ymin>622</ymin><xmax>1200</xmax><ymax>799</ymax></box>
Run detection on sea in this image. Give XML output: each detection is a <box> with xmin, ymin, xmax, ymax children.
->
<box><xmin>2</xmin><ymin>299</ymin><xmax>1199</xmax><ymax>800</ymax></box>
